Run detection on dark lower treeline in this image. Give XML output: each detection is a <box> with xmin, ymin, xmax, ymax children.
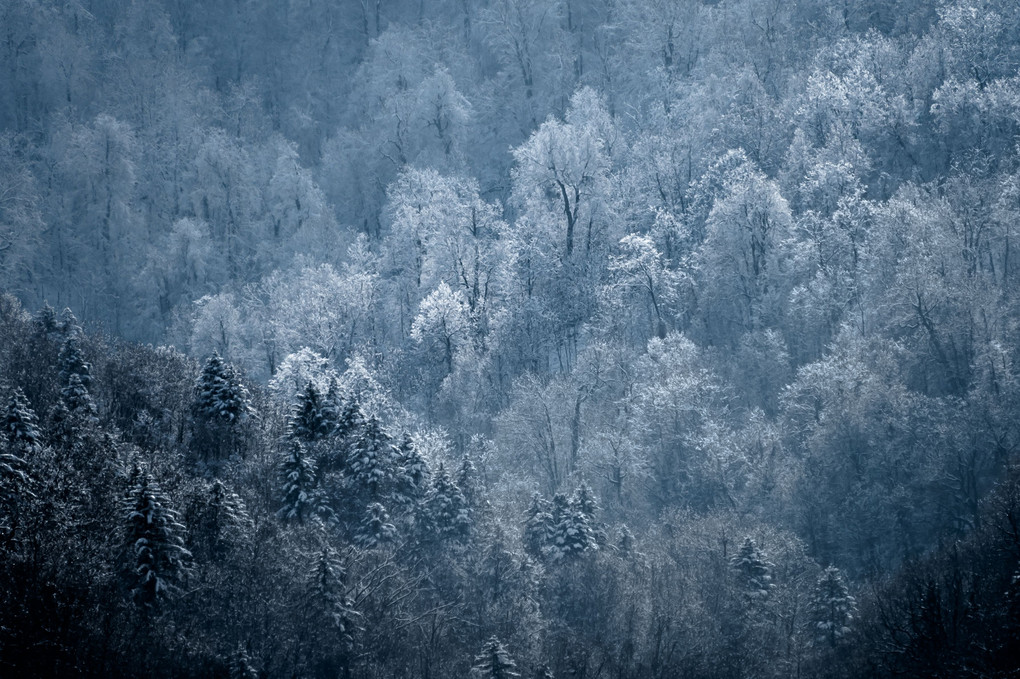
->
<box><xmin>1</xmin><ymin>293</ymin><xmax>1018</xmax><ymax>678</ymax></box>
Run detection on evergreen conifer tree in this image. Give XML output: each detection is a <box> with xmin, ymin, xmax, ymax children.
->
<box><xmin>809</xmin><ymin>566</ymin><xmax>856</xmax><ymax>647</ymax></box>
<box><xmin>548</xmin><ymin>492</ymin><xmax>596</xmax><ymax>561</ymax></box>
<box><xmin>523</xmin><ymin>492</ymin><xmax>554</xmax><ymax>560</ymax></box>
<box><xmin>420</xmin><ymin>463</ymin><xmax>471</xmax><ymax>543</ymax></box>
<box><xmin>472</xmin><ymin>636</ymin><xmax>519</xmax><ymax>679</ymax></box>
<box><xmin>228</xmin><ymin>643</ymin><xmax>259</xmax><ymax>679</ymax></box>
<box><xmin>307</xmin><ymin>546</ymin><xmax>359</xmax><ymax>648</ymax></box>
<box><xmin>3</xmin><ymin>388</ymin><xmax>42</xmax><ymax>452</ymax></box>
<box><xmin>193</xmin><ymin>353</ymin><xmax>252</xmax><ymax>425</ymax></box>
<box><xmin>191</xmin><ymin>479</ymin><xmax>252</xmax><ymax>560</ymax></box>
<box><xmin>348</xmin><ymin>415</ymin><xmax>393</xmax><ymax>500</ymax></box>
<box><xmin>354</xmin><ymin>502</ymin><xmax>397</xmax><ymax>548</ymax></box>
<box><xmin>61</xmin><ymin>373</ymin><xmax>97</xmax><ymax>419</ymax></box>
<box><xmin>58</xmin><ymin>306</ymin><xmax>81</xmax><ymax>335</ymax></box>
<box><xmin>731</xmin><ymin>537</ymin><xmax>774</xmax><ymax>601</ymax></box>
<box><xmin>392</xmin><ymin>432</ymin><xmax>429</xmax><ymax>507</ymax></box>
<box><xmin>289</xmin><ymin>381</ymin><xmax>335</xmax><ymax>443</ymax></box>
<box><xmin>33</xmin><ymin>302</ymin><xmax>59</xmax><ymax>337</ymax></box>
<box><xmin>122</xmin><ymin>467</ymin><xmax>192</xmax><ymax>607</ymax></box>
<box><xmin>277</xmin><ymin>442</ymin><xmax>329</xmax><ymax>524</ymax></box>
<box><xmin>58</xmin><ymin>335</ymin><xmax>92</xmax><ymax>389</ymax></box>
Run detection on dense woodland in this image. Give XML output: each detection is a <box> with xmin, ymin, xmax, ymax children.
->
<box><xmin>2</xmin><ymin>0</ymin><xmax>1020</xmax><ymax>676</ymax></box>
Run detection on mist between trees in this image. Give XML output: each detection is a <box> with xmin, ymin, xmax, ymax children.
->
<box><xmin>2</xmin><ymin>0</ymin><xmax>1020</xmax><ymax>677</ymax></box>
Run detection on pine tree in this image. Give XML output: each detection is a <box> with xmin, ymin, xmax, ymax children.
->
<box><xmin>534</xmin><ymin>665</ymin><xmax>554</xmax><ymax>679</ymax></box>
<box><xmin>33</xmin><ymin>302</ymin><xmax>59</xmax><ymax>337</ymax></box>
<box><xmin>307</xmin><ymin>546</ymin><xmax>359</xmax><ymax>649</ymax></box>
<box><xmin>228</xmin><ymin>643</ymin><xmax>259</xmax><ymax>679</ymax></box>
<box><xmin>58</xmin><ymin>334</ymin><xmax>92</xmax><ymax>389</ymax></box>
<box><xmin>191</xmin><ymin>479</ymin><xmax>252</xmax><ymax>560</ymax></box>
<box><xmin>731</xmin><ymin>537</ymin><xmax>774</xmax><ymax>601</ymax></box>
<box><xmin>58</xmin><ymin>306</ymin><xmax>81</xmax><ymax>335</ymax></box>
<box><xmin>420</xmin><ymin>463</ymin><xmax>471</xmax><ymax>543</ymax></box>
<box><xmin>277</xmin><ymin>442</ymin><xmax>329</xmax><ymax>524</ymax></box>
<box><xmin>334</xmin><ymin>394</ymin><xmax>366</xmax><ymax>445</ymax></box>
<box><xmin>472</xmin><ymin>636</ymin><xmax>519</xmax><ymax>679</ymax></box>
<box><xmin>322</xmin><ymin>394</ymin><xmax>365</xmax><ymax>474</ymax></box>
<box><xmin>193</xmin><ymin>353</ymin><xmax>252</xmax><ymax>426</ymax></box>
<box><xmin>392</xmin><ymin>432</ymin><xmax>429</xmax><ymax>507</ymax></box>
<box><xmin>809</xmin><ymin>566</ymin><xmax>856</xmax><ymax>647</ymax></box>
<box><xmin>288</xmin><ymin>381</ymin><xmax>335</xmax><ymax>443</ymax></box>
<box><xmin>3</xmin><ymin>388</ymin><xmax>42</xmax><ymax>452</ymax></box>
<box><xmin>61</xmin><ymin>373</ymin><xmax>97</xmax><ymax>419</ymax></box>
<box><xmin>122</xmin><ymin>467</ymin><xmax>192</xmax><ymax>607</ymax></box>
<box><xmin>1</xmin><ymin>440</ymin><xmax>35</xmax><ymax>537</ymax></box>
<box><xmin>571</xmin><ymin>482</ymin><xmax>605</xmax><ymax>545</ymax></box>
<box><xmin>348</xmin><ymin>415</ymin><xmax>394</xmax><ymax>500</ymax></box>
<box><xmin>523</xmin><ymin>492</ymin><xmax>554</xmax><ymax>560</ymax></box>
<box><xmin>548</xmin><ymin>492</ymin><xmax>596</xmax><ymax>562</ymax></box>
<box><xmin>354</xmin><ymin>502</ymin><xmax>397</xmax><ymax>548</ymax></box>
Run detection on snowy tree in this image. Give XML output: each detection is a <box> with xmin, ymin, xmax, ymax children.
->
<box><xmin>348</xmin><ymin>415</ymin><xmax>395</xmax><ymax>501</ymax></box>
<box><xmin>227</xmin><ymin>643</ymin><xmax>259</xmax><ymax>679</ymax></box>
<box><xmin>58</xmin><ymin>334</ymin><xmax>92</xmax><ymax>389</ymax></box>
<box><xmin>354</xmin><ymin>502</ymin><xmax>398</xmax><ymax>549</ymax></box>
<box><xmin>288</xmin><ymin>381</ymin><xmax>336</xmax><ymax>443</ymax></box>
<box><xmin>277</xmin><ymin>442</ymin><xmax>329</xmax><ymax>524</ymax></box>
<box><xmin>33</xmin><ymin>303</ymin><xmax>59</xmax><ymax>337</ymax></box>
<box><xmin>3</xmin><ymin>388</ymin><xmax>42</xmax><ymax>452</ymax></box>
<box><xmin>523</xmin><ymin>492</ymin><xmax>555</xmax><ymax>560</ymax></box>
<box><xmin>809</xmin><ymin>565</ymin><xmax>856</xmax><ymax>647</ymax></box>
<box><xmin>419</xmin><ymin>463</ymin><xmax>471</xmax><ymax>544</ymax></box>
<box><xmin>472</xmin><ymin>635</ymin><xmax>520</xmax><ymax>679</ymax></box>
<box><xmin>306</xmin><ymin>546</ymin><xmax>359</xmax><ymax>649</ymax></box>
<box><xmin>731</xmin><ymin>537</ymin><xmax>774</xmax><ymax>602</ymax></box>
<box><xmin>190</xmin><ymin>479</ymin><xmax>252</xmax><ymax>561</ymax></box>
<box><xmin>122</xmin><ymin>468</ymin><xmax>192</xmax><ymax>607</ymax></box>
<box><xmin>456</xmin><ymin>452</ymin><xmax>481</xmax><ymax>509</ymax></box>
<box><xmin>547</xmin><ymin>491</ymin><xmax>597</xmax><ymax>562</ymax></box>
<box><xmin>193</xmin><ymin>353</ymin><xmax>252</xmax><ymax>426</ymax></box>
<box><xmin>393</xmin><ymin>432</ymin><xmax>430</xmax><ymax>507</ymax></box>
<box><xmin>61</xmin><ymin>374</ymin><xmax>97</xmax><ymax>420</ymax></box>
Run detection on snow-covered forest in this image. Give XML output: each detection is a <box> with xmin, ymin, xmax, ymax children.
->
<box><xmin>2</xmin><ymin>0</ymin><xmax>1020</xmax><ymax>676</ymax></box>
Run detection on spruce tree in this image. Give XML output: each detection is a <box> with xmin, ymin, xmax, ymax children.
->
<box><xmin>277</xmin><ymin>442</ymin><xmax>329</xmax><ymax>524</ymax></box>
<box><xmin>228</xmin><ymin>643</ymin><xmax>259</xmax><ymax>679</ymax></box>
<box><xmin>392</xmin><ymin>432</ymin><xmax>429</xmax><ymax>507</ymax></box>
<box><xmin>420</xmin><ymin>463</ymin><xmax>471</xmax><ymax>543</ymax></box>
<box><xmin>523</xmin><ymin>492</ymin><xmax>554</xmax><ymax>560</ymax></box>
<box><xmin>58</xmin><ymin>306</ymin><xmax>81</xmax><ymax>335</ymax></box>
<box><xmin>191</xmin><ymin>479</ymin><xmax>252</xmax><ymax>560</ymax></box>
<box><xmin>193</xmin><ymin>353</ymin><xmax>252</xmax><ymax>426</ymax></box>
<box><xmin>33</xmin><ymin>302</ymin><xmax>59</xmax><ymax>337</ymax></box>
<box><xmin>348</xmin><ymin>415</ymin><xmax>393</xmax><ymax>501</ymax></box>
<box><xmin>3</xmin><ymin>388</ymin><xmax>42</xmax><ymax>452</ymax></box>
<box><xmin>472</xmin><ymin>636</ymin><xmax>519</xmax><ymax>679</ymax></box>
<box><xmin>58</xmin><ymin>334</ymin><xmax>92</xmax><ymax>389</ymax></box>
<box><xmin>288</xmin><ymin>381</ymin><xmax>335</xmax><ymax>443</ymax></box>
<box><xmin>322</xmin><ymin>394</ymin><xmax>365</xmax><ymax>474</ymax></box>
<box><xmin>122</xmin><ymin>467</ymin><xmax>192</xmax><ymax>607</ymax></box>
<box><xmin>354</xmin><ymin>502</ymin><xmax>397</xmax><ymax>549</ymax></box>
<box><xmin>61</xmin><ymin>373</ymin><xmax>97</xmax><ymax>419</ymax></box>
<box><xmin>307</xmin><ymin>546</ymin><xmax>359</xmax><ymax>648</ymax></box>
<box><xmin>548</xmin><ymin>492</ymin><xmax>596</xmax><ymax>561</ymax></box>
<box><xmin>731</xmin><ymin>537</ymin><xmax>774</xmax><ymax>601</ymax></box>
<box><xmin>809</xmin><ymin>566</ymin><xmax>856</xmax><ymax>647</ymax></box>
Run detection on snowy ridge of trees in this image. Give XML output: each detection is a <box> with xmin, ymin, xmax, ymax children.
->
<box><xmin>2</xmin><ymin>0</ymin><xmax>1020</xmax><ymax>676</ymax></box>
